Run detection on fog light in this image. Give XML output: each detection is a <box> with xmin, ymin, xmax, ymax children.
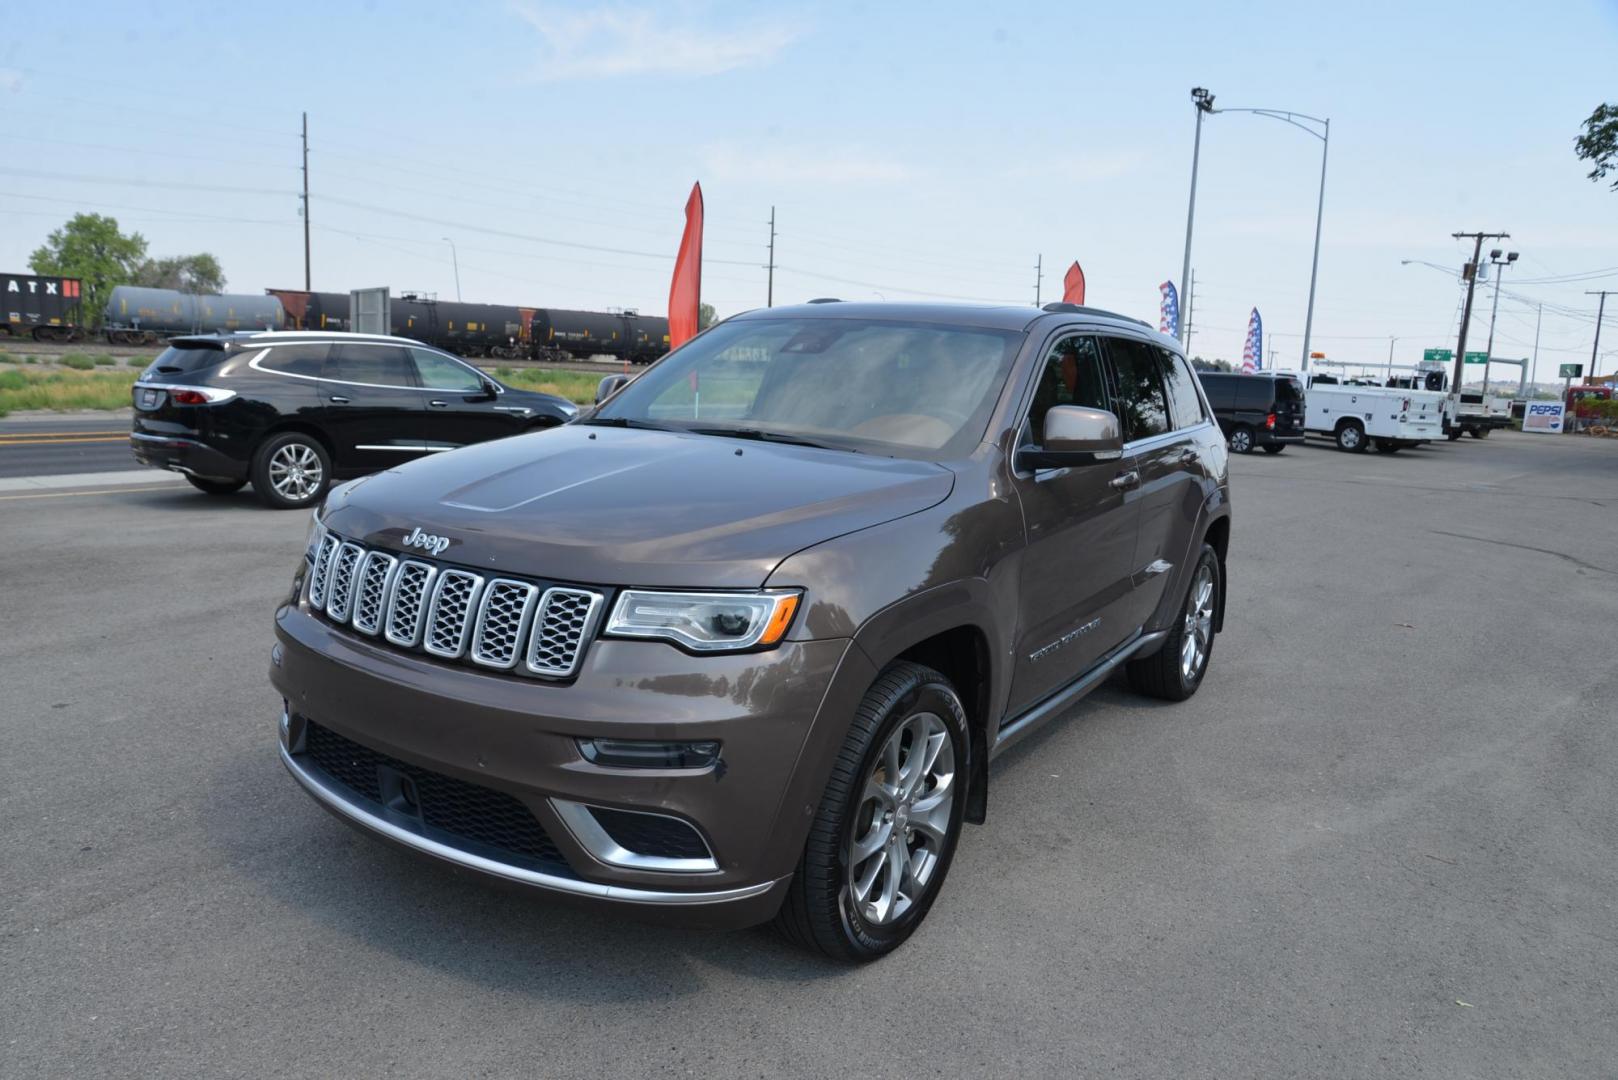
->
<box><xmin>577</xmin><ymin>737</ymin><xmax>720</xmax><ymax>769</ymax></box>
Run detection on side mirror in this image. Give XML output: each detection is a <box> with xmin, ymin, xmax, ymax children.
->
<box><xmin>1016</xmin><ymin>405</ymin><xmax>1124</xmax><ymax>470</ymax></box>
<box><xmin>595</xmin><ymin>373</ymin><xmax>632</xmax><ymax>404</ymax></box>
<box><xmin>478</xmin><ymin>377</ymin><xmax>499</xmax><ymax>400</ymax></box>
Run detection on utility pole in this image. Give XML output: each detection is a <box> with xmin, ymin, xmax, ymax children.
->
<box><xmin>1184</xmin><ymin>269</ymin><xmax>1199</xmax><ymax>353</ymax></box>
<box><xmin>1588</xmin><ymin>290</ymin><xmax>1613</xmax><ymax>379</ymax></box>
<box><xmin>301</xmin><ymin>112</ymin><xmax>311</xmax><ymax>291</ymax></box>
<box><xmin>765</xmin><ymin>206</ymin><xmax>777</xmax><ymax>307</ymax></box>
<box><xmin>1386</xmin><ymin>336</ymin><xmax>1398</xmax><ymax>383</ymax></box>
<box><xmin>1527</xmin><ymin>302</ymin><xmax>1542</xmax><ymax>395</ymax></box>
<box><xmin>1033</xmin><ymin>254</ymin><xmax>1043</xmax><ymax>306</ymax></box>
<box><xmin>441</xmin><ymin>237</ymin><xmax>461</xmax><ymax>301</ymax></box>
<box><xmin>1450</xmin><ymin>231</ymin><xmax>1509</xmax><ymax>395</ymax></box>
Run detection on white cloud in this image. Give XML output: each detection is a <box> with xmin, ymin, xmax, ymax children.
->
<box><xmin>702</xmin><ymin>143</ymin><xmax>912</xmax><ymax>184</ymax></box>
<box><xmin>511</xmin><ymin>4</ymin><xmax>800</xmax><ymax>80</ymax></box>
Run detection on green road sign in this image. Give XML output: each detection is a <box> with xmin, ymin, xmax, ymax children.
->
<box><xmin>1463</xmin><ymin>352</ymin><xmax>1488</xmax><ymax>364</ymax></box>
<box><xmin>1423</xmin><ymin>348</ymin><xmax>1452</xmax><ymax>363</ymax></box>
<box><xmin>1559</xmin><ymin>363</ymin><xmax>1584</xmax><ymax>378</ymax></box>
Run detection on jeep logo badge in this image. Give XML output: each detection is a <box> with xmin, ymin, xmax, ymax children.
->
<box><xmin>402</xmin><ymin>527</ymin><xmax>453</xmax><ymax>557</ymax></box>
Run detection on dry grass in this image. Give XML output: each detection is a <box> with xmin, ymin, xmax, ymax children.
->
<box><xmin>497</xmin><ymin>367</ymin><xmax>607</xmax><ymax>405</ymax></box>
<box><xmin>0</xmin><ymin>368</ymin><xmax>138</xmax><ymax>417</ymax></box>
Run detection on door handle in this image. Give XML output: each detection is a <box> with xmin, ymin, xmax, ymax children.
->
<box><xmin>1108</xmin><ymin>470</ymin><xmax>1141</xmax><ymax>491</ymax></box>
<box><xmin>1179</xmin><ymin>448</ymin><xmax>1200</xmax><ymax>464</ymax></box>
<box><xmin>328</xmin><ymin>395</ymin><xmax>350</xmax><ymax>404</ymax></box>
<box><xmin>428</xmin><ymin>400</ymin><xmax>449</xmax><ymax>408</ymax></box>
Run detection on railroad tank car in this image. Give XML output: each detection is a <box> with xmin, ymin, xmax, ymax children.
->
<box><xmin>266</xmin><ymin>289</ymin><xmax>351</xmax><ymax>331</ymax></box>
<box><xmin>104</xmin><ymin>286</ymin><xmax>283</xmax><ymax>343</ymax></box>
<box><xmin>2</xmin><ymin>273</ymin><xmax>85</xmax><ymax>341</ymax></box>
<box><xmin>539</xmin><ymin>309</ymin><xmax>671</xmax><ymax>363</ymax></box>
<box><xmin>391</xmin><ymin>297</ymin><xmax>527</xmax><ymax>357</ymax></box>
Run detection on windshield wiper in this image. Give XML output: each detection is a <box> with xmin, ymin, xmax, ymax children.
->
<box><xmin>686</xmin><ymin>426</ymin><xmax>851</xmax><ymax>452</ymax></box>
<box><xmin>578</xmin><ymin>416</ymin><xmax>681</xmax><ymax>432</ymax></box>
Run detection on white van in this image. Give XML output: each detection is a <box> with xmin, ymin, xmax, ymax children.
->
<box><xmin>1298</xmin><ymin>373</ymin><xmax>1445</xmax><ymax>453</ymax></box>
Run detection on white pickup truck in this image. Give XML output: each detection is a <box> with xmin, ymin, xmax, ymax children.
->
<box><xmin>1299</xmin><ymin>373</ymin><xmax>1445</xmax><ymax>453</ymax></box>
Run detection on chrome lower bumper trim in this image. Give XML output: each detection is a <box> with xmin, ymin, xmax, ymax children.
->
<box><xmin>280</xmin><ymin>745</ymin><xmax>781</xmax><ymax>906</ymax></box>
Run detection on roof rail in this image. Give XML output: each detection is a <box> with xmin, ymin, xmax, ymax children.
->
<box><xmin>806</xmin><ymin>297</ymin><xmax>843</xmax><ymax>304</ymax></box>
<box><xmin>1039</xmin><ymin>302</ymin><xmax>1151</xmax><ymax>328</ymax></box>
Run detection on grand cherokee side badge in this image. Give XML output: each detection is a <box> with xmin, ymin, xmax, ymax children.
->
<box><xmin>1028</xmin><ymin>618</ymin><xmax>1101</xmax><ymax>663</ymax></box>
<box><xmin>402</xmin><ymin>526</ymin><xmax>453</xmax><ymax>557</ymax></box>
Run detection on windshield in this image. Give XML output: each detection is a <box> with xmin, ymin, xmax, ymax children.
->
<box><xmin>593</xmin><ymin>316</ymin><xmax>1023</xmax><ymax>459</ymax></box>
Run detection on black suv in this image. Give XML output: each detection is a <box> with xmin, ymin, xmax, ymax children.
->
<box><xmin>1196</xmin><ymin>371</ymin><xmax>1306</xmax><ymax>454</ymax></box>
<box><xmin>130</xmin><ymin>331</ymin><xmax>577</xmax><ymax>508</ymax></box>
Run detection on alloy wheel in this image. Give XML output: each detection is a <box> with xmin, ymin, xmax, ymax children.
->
<box><xmin>1180</xmin><ymin>563</ymin><xmax>1215</xmax><ymax>681</ymax></box>
<box><xmin>846</xmin><ymin>711</ymin><xmax>956</xmax><ymax>927</ymax></box>
<box><xmin>269</xmin><ymin>442</ymin><xmax>323</xmax><ymax>501</ymax></box>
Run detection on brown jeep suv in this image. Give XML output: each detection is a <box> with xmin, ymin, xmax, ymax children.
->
<box><xmin>273</xmin><ymin>301</ymin><xmax>1232</xmax><ymax>960</ymax></box>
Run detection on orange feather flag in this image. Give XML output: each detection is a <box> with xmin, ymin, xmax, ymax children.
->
<box><xmin>1062</xmin><ymin>261</ymin><xmax>1086</xmax><ymax>305</ymax></box>
<box><xmin>668</xmin><ymin>182</ymin><xmax>704</xmax><ymax>350</ymax></box>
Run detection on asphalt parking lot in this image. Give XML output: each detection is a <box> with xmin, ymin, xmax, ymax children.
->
<box><xmin>3</xmin><ymin>433</ymin><xmax>1616</xmax><ymax>1079</ymax></box>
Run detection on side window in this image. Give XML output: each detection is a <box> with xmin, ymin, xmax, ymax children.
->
<box><xmin>1024</xmin><ymin>334</ymin><xmax>1108</xmax><ymax>445</ymax></box>
<box><xmin>1238</xmin><ymin>379</ymin><xmax>1268</xmax><ymax>409</ymax></box>
<box><xmin>409</xmin><ymin>348</ymin><xmax>483</xmax><ymax>392</ymax></box>
<box><xmin>257</xmin><ymin>343</ymin><xmax>327</xmax><ymax>377</ymax></box>
<box><xmin>328</xmin><ymin>344</ymin><xmax>416</xmax><ymax>387</ymax></box>
<box><xmin>1159</xmin><ymin>349</ymin><xmax>1205</xmax><ymax>430</ymax></box>
<box><xmin>1104</xmin><ymin>338</ymin><xmax>1170</xmax><ymax>441</ymax></box>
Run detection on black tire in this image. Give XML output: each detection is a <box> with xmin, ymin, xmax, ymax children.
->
<box><xmin>1335</xmin><ymin>421</ymin><xmax>1368</xmax><ymax>453</ymax></box>
<box><xmin>251</xmin><ymin>432</ymin><xmax>331</xmax><ymax>510</ymax></box>
<box><xmin>185</xmin><ymin>475</ymin><xmax>246</xmax><ymax>495</ymax></box>
<box><xmin>1446</xmin><ymin>429</ymin><xmax>1464</xmax><ymax>441</ymax></box>
<box><xmin>1261</xmin><ymin>444</ymin><xmax>1286</xmax><ymax>455</ymax></box>
<box><xmin>1470</xmin><ymin>427</ymin><xmax>1489</xmax><ymax>439</ymax></box>
<box><xmin>1228</xmin><ymin>424</ymin><xmax>1256</xmax><ymax>454</ymax></box>
<box><xmin>1126</xmin><ymin>542</ymin><xmax>1220</xmax><ymax>702</ymax></box>
<box><xmin>1374</xmin><ymin>439</ymin><xmax>1400</xmax><ymax>454</ymax></box>
<box><xmin>774</xmin><ymin>662</ymin><xmax>969</xmax><ymax>962</ymax></box>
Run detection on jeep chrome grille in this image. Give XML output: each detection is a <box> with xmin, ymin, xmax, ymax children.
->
<box><xmin>349</xmin><ymin>552</ymin><xmax>397</xmax><ymax>635</ymax></box>
<box><xmin>325</xmin><ymin>542</ymin><xmax>365</xmax><ymax>622</ymax></box>
<box><xmin>308</xmin><ymin>532</ymin><xmax>602</xmax><ymax>679</ymax></box>
<box><xmin>470</xmin><ymin>580</ymin><xmax>539</xmax><ymax>669</ymax></box>
<box><xmin>424</xmin><ymin>570</ymin><xmax>484</xmax><ymax>658</ymax></box>
<box><xmin>384</xmin><ymin>561</ymin><xmax>436</xmax><ymax>647</ymax></box>
<box><xmin>528</xmin><ymin>588</ymin><xmax>602</xmax><ymax>677</ymax></box>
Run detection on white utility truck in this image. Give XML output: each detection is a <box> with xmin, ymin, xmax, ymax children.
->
<box><xmin>1297</xmin><ymin>372</ymin><xmax>1445</xmax><ymax>453</ymax></box>
<box><xmin>1386</xmin><ymin>361</ymin><xmax>1511</xmax><ymax>440</ymax></box>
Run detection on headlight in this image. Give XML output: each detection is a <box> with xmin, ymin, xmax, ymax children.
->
<box><xmin>604</xmin><ymin>589</ymin><xmax>800</xmax><ymax>653</ymax></box>
<box><xmin>304</xmin><ymin>514</ymin><xmax>326</xmax><ymax>566</ymax></box>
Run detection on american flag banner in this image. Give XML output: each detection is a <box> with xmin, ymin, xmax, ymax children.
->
<box><xmin>1241</xmin><ymin>308</ymin><xmax>1263</xmax><ymax>373</ymax></box>
<box><xmin>1158</xmin><ymin>281</ymin><xmax>1179</xmax><ymax>337</ymax></box>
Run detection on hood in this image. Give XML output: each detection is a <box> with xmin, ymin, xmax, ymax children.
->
<box><xmin>322</xmin><ymin>425</ymin><xmax>955</xmax><ymax>588</ymax></box>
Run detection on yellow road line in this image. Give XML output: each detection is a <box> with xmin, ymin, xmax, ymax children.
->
<box><xmin>0</xmin><ymin>430</ymin><xmax>128</xmax><ymax>438</ymax></box>
<box><xmin>0</xmin><ymin>436</ymin><xmax>129</xmax><ymax>446</ymax></box>
<box><xmin>0</xmin><ymin>485</ymin><xmax>178</xmax><ymax>501</ymax></box>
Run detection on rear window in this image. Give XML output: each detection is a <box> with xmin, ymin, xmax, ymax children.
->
<box><xmin>146</xmin><ymin>342</ymin><xmax>225</xmax><ymax>375</ymax></box>
<box><xmin>1275</xmin><ymin>377</ymin><xmax>1303</xmax><ymax>403</ymax></box>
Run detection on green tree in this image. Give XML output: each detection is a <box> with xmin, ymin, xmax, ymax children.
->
<box><xmin>28</xmin><ymin>213</ymin><xmax>147</xmax><ymax>327</ymax></box>
<box><xmin>1575</xmin><ymin>102</ymin><xmax>1618</xmax><ymax>190</ymax></box>
<box><xmin>135</xmin><ymin>253</ymin><xmax>226</xmax><ymax>293</ymax></box>
<box><xmin>698</xmin><ymin>301</ymin><xmax>717</xmax><ymax>330</ymax></box>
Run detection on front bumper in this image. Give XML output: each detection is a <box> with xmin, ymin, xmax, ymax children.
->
<box><xmin>130</xmin><ymin>432</ymin><xmax>247</xmax><ymax>482</ymax></box>
<box><xmin>271</xmin><ymin>602</ymin><xmax>871</xmax><ymax>928</ymax></box>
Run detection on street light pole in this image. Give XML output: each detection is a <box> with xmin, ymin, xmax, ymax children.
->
<box><xmin>1179</xmin><ymin>88</ymin><xmax>1215</xmax><ymax>347</ymax></box>
<box><xmin>1300</xmin><ymin>118</ymin><xmax>1329</xmax><ymax>373</ymax></box>
<box><xmin>441</xmin><ymin>237</ymin><xmax>461</xmax><ymax>302</ymax></box>
<box><xmin>1481</xmin><ymin>250</ymin><xmax>1517</xmax><ymax>394</ymax></box>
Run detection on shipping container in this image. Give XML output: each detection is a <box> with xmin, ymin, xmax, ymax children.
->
<box><xmin>2</xmin><ymin>273</ymin><xmax>85</xmax><ymax>341</ymax></box>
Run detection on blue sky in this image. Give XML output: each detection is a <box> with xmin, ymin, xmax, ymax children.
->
<box><xmin>3</xmin><ymin>0</ymin><xmax>1615</xmax><ymax>379</ymax></box>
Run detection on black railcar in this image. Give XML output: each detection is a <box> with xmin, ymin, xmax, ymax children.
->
<box><xmin>3</xmin><ymin>273</ymin><xmax>85</xmax><ymax>341</ymax></box>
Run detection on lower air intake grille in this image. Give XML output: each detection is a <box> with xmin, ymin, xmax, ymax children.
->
<box><xmin>590</xmin><ymin>806</ymin><xmax>713</xmax><ymax>861</ymax></box>
<box><xmin>301</xmin><ymin>721</ymin><xmax>566</xmax><ymax>868</ymax></box>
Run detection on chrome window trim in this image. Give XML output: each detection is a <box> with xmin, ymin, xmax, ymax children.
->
<box><xmin>469</xmin><ymin>578</ymin><xmax>541</xmax><ymax>670</ymax></box>
<box><xmin>249</xmin><ymin>341</ymin><xmax>503</xmax><ymax>395</ymax></box>
<box><xmin>550</xmin><ymin>799</ymin><xmax>719</xmax><ymax>874</ymax></box>
<box><xmin>281</xmin><ymin>747</ymin><xmax>777</xmax><ymax>903</ymax></box>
